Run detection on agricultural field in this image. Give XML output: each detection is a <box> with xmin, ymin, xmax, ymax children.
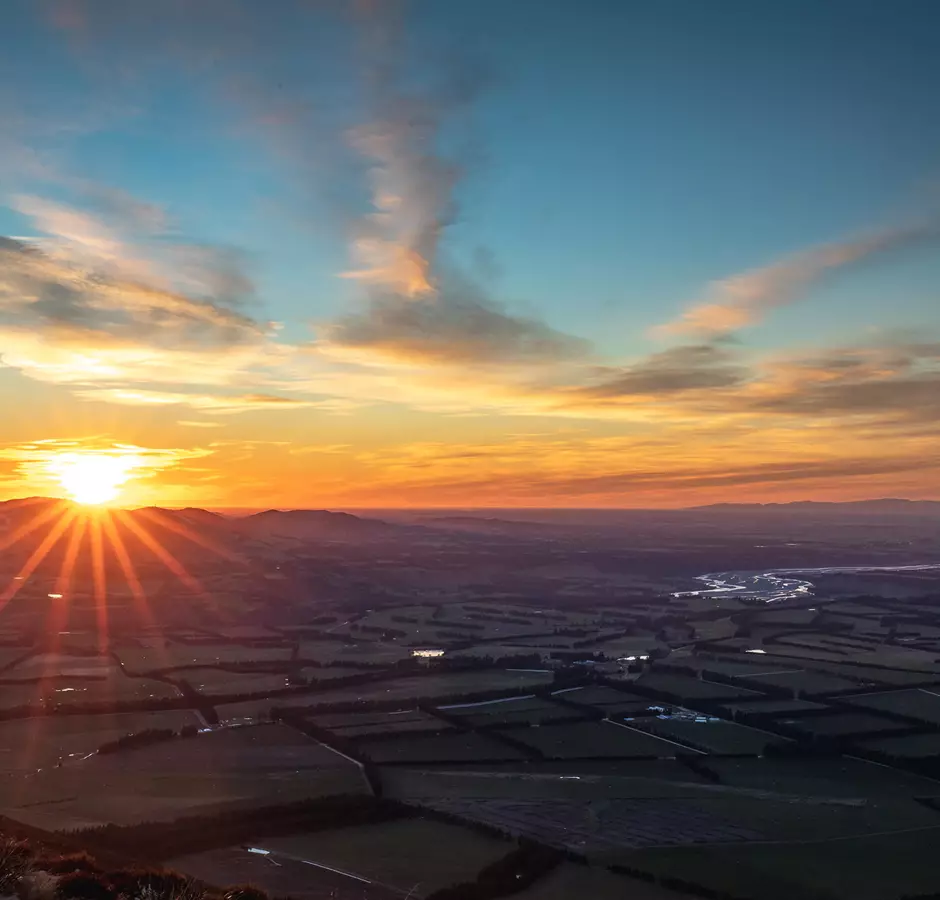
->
<box><xmin>311</xmin><ymin>707</ymin><xmax>450</xmax><ymax>737</ymax></box>
<box><xmin>843</xmin><ymin>688</ymin><xmax>940</xmax><ymax>725</ymax></box>
<box><xmin>259</xmin><ymin>817</ymin><xmax>512</xmax><ymax>896</ymax></box>
<box><xmin>0</xmin><ymin>709</ymin><xmax>202</xmax><ymax>773</ymax></box>
<box><xmin>704</xmin><ymin>756</ymin><xmax>940</xmax><ymax>799</ymax></box>
<box><xmin>854</xmin><ymin>731</ymin><xmax>940</xmax><ymax>758</ymax></box>
<box><xmin>635</xmin><ymin>672</ymin><xmax>763</xmax><ymax>701</ymax></box>
<box><xmin>634</xmin><ymin>717</ymin><xmax>784</xmax><ymax>755</ymax></box>
<box><xmin>7</xmin><ymin>652</ymin><xmax>117</xmax><ymax>678</ymax></box>
<box><xmin>169</xmin><ymin>845</ymin><xmax>400</xmax><ymax>900</ymax></box>
<box><xmin>283</xmin><ymin>669</ymin><xmax>553</xmax><ymax>707</ymax></box>
<box><xmin>0</xmin><ymin>672</ymin><xmax>179</xmax><ymax>710</ymax></box>
<box><xmin>512</xmin><ymin>862</ymin><xmax>688</xmax><ymax>900</ymax></box>
<box><xmin>418</xmin><ymin>795</ymin><xmax>763</xmax><ymax>854</ymax></box>
<box><xmin>0</xmin><ymin>723</ymin><xmax>368</xmax><ymax>829</ymax></box>
<box><xmin>356</xmin><ymin>731</ymin><xmax>524</xmax><ymax>764</ymax></box>
<box><xmin>776</xmin><ymin>711</ymin><xmax>908</xmax><ymax>738</ymax></box>
<box><xmin>114</xmin><ymin>641</ymin><xmax>294</xmax><ymax>672</ymax></box>
<box><xmin>619</xmin><ymin>827</ymin><xmax>940</xmax><ymax>900</ymax></box>
<box><xmin>722</xmin><ymin>697</ymin><xmax>831</xmax><ymax>716</ymax></box>
<box><xmin>175</xmin><ymin>668</ymin><xmax>293</xmax><ymax>696</ymax></box>
<box><xmin>500</xmin><ymin>720</ymin><xmax>684</xmax><ymax>759</ymax></box>
<box><xmin>437</xmin><ymin>694</ymin><xmax>584</xmax><ymax>727</ymax></box>
<box><xmin>732</xmin><ymin>668</ymin><xmax>874</xmax><ymax>695</ymax></box>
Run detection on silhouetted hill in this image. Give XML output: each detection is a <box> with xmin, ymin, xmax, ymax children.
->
<box><xmin>238</xmin><ymin>507</ymin><xmax>395</xmax><ymax>541</ymax></box>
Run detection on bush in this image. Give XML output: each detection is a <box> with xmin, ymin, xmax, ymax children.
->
<box><xmin>36</xmin><ymin>853</ymin><xmax>101</xmax><ymax>875</ymax></box>
<box><xmin>55</xmin><ymin>872</ymin><xmax>115</xmax><ymax>900</ymax></box>
<box><xmin>223</xmin><ymin>887</ymin><xmax>270</xmax><ymax>900</ymax></box>
<box><xmin>0</xmin><ymin>838</ymin><xmax>32</xmax><ymax>891</ymax></box>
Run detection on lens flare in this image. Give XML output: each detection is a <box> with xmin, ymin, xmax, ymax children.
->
<box><xmin>48</xmin><ymin>452</ymin><xmax>142</xmax><ymax>506</ymax></box>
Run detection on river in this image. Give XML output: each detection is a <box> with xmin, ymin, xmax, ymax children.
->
<box><xmin>673</xmin><ymin>564</ymin><xmax>940</xmax><ymax>603</ymax></box>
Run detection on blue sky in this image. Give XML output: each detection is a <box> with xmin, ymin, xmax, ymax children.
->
<box><xmin>0</xmin><ymin>0</ymin><xmax>938</xmax><ymax>506</ymax></box>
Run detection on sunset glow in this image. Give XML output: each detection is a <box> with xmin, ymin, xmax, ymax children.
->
<box><xmin>49</xmin><ymin>453</ymin><xmax>142</xmax><ymax>506</ymax></box>
<box><xmin>0</xmin><ymin>2</ymin><xmax>935</xmax><ymax>508</ymax></box>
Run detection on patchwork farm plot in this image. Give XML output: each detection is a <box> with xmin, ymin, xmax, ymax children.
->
<box><xmin>775</xmin><ymin>711</ymin><xmax>911</xmax><ymax>738</ymax></box>
<box><xmin>499</xmin><ymin>720</ymin><xmax>684</xmax><ymax>759</ymax></box>
<box><xmin>0</xmin><ymin>723</ymin><xmax>368</xmax><ymax>829</ymax></box>
<box><xmin>311</xmin><ymin>707</ymin><xmax>451</xmax><ymax>737</ymax></box>
<box><xmin>0</xmin><ymin>672</ymin><xmax>179</xmax><ymax>710</ymax></box>
<box><xmin>633</xmin><ymin>717</ymin><xmax>785</xmax><ymax>755</ymax></box>
<box><xmin>437</xmin><ymin>694</ymin><xmax>586</xmax><ymax>727</ymax></box>
<box><xmin>355</xmin><ymin>730</ymin><xmax>525</xmax><ymax>764</ymax></box>
<box><xmin>843</xmin><ymin>688</ymin><xmax>940</xmax><ymax>725</ymax></box>
<box><xmin>854</xmin><ymin>731</ymin><xmax>940</xmax><ymax>758</ymax></box>
<box><xmin>634</xmin><ymin>672</ymin><xmax>763</xmax><ymax>701</ymax></box>
<box><xmin>0</xmin><ymin>708</ymin><xmax>202</xmax><ymax>773</ymax></box>
<box><xmin>258</xmin><ymin>817</ymin><xmax>513</xmax><ymax>897</ymax></box>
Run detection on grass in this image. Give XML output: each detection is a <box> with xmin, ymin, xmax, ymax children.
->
<box><xmin>780</xmin><ymin>712</ymin><xmax>908</xmax><ymax>737</ymax></box>
<box><xmin>512</xmin><ymin>862</ymin><xmax>683</xmax><ymax>900</ymax></box>
<box><xmin>844</xmin><ymin>688</ymin><xmax>940</xmax><ymax>725</ymax></box>
<box><xmin>260</xmin><ymin>817</ymin><xmax>512</xmax><ymax>896</ymax></box>
<box><xmin>0</xmin><ymin>709</ymin><xmax>202</xmax><ymax>773</ymax></box>
<box><xmin>636</xmin><ymin>672</ymin><xmax>762</xmax><ymax>701</ymax></box>
<box><xmin>855</xmin><ymin>730</ymin><xmax>940</xmax><ymax>757</ymax></box>
<box><xmin>634</xmin><ymin>718</ymin><xmax>784</xmax><ymax>755</ymax></box>
<box><xmin>619</xmin><ymin>827</ymin><xmax>940</xmax><ymax>900</ymax></box>
<box><xmin>114</xmin><ymin>643</ymin><xmax>293</xmax><ymax>672</ymax></box>
<box><xmin>441</xmin><ymin>696</ymin><xmax>584</xmax><ymax>727</ymax></box>
<box><xmin>1</xmin><ymin>724</ymin><xmax>367</xmax><ymax>829</ymax></box>
<box><xmin>0</xmin><ymin>673</ymin><xmax>180</xmax><ymax>711</ymax></box>
<box><xmin>358</xmin><ymin>731</ymin><xmax>525</xmax><ymax>764</ymax></box>
<box><xmin>500</xmin><ymin>720</ymin><xmax>682</xmax><ymax>759</ymax></box>
<box><xmin>292</xmin><ymin>669</ymin><xmax>553</xmax><ymax>706</ymax></box>
<box><xmin>738</xmin><ymin>669</ymin><xmax>875</xmax><ymax>695</ymax></box>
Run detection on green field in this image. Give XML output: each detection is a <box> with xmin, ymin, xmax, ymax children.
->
<box><xmin>855</xmin><ymin>730</ymin><xmax>940</xmax><ymax>757</ymax></box>
<box><xmin>635</xmin><ymin>718</ymin><xmax>784</xmax><ymax>754</ymax></box>
<box><xmin>313</xmin><ymin>707</ymin><xmax>451</xmax><ymax>737</ymax></box>
<box><xmin>636</xmin><ymin>672</ymin><xmax>763</xmax><ymax>701</ymax></box>
<box><xmin>844</xmin><ymin>688</ymin><xmax>940</xmax><ymax>725</ymax></box>
<box><xmin>293</xmin><ymin>669</ymin><xmax>553</xmax><ymax>707</ymax></box>
<box><xmin>114</xmin><ymin>642</ymin><xmax>293</xmax><ymax>671</ymax></box>
<box><xmin>0</xmin><ymin>709</ymin><xmax>202</xmax><ymax>773</ymax></box>
<box><xmin>261</xmin><ymin>817</ymin><xmax>512</xmax><ymax>896</ymax></box>
<box><xmin>737</xmin><ymin>669</ymin><xmax>875</xmax><ymax>695</ymax></box>
<box><xmin>441</xmin><ymin>695</ymin><xmax>584</xmax><ymax>727</ymax></box>
<box><xmin>513</xmin><ymin>863</ymin><xmax>688</xmax><ymax>900</ymax></box>
<box><xmin>780</xmin><ymin>711</ymin><xmax>908</xmax><ymax>737</ymax></box>
<box><xmin>0</xmin><ymin>673</ymin><xmax>179</xmax><ymax>711</ymax></box>
<box><xmin>0</xmin><ymin>723</ymin><xmax>367</xmax><ymax>829</ymax></box>
<box><xmin>357</xmin><ymin>731</ymin><xmax>524</xmax><ymax>763</ymax></box>
<box><xmin>619</xmin><ymin>827</ymin><xmax>940</xmax><ymax>900</ymax></box>
<box><xmin>501</xmin><ymin>720</ymin><xmax>682</xmax><ymax>759</ymax></box>
<box><xmin>702</xmin><ymin>756</ymin><xmax>940</xmax><ymax>798</ymax></box>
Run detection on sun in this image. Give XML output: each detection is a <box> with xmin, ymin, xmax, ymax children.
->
<box><xmin>50</xmin><ymin>452</ymin><xmax>141</xmax><ymax>506</ymax></box>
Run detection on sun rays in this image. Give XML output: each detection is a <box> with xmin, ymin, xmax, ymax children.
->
<box><xmin>0</xmin><ymin>500</ymin><xmax>247</xmax><ymax>657</ymax></box>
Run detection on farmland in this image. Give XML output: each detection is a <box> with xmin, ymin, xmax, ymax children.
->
<box><xmin>499</xmin><ymin>720</ymin><xmax>684</xmax><ymax>759</ymax></box>
<box><xmin>843</xmin><ymin>687</ymin><xmax>940</xmax><ymax>725</ymax></box>
<box><xmin>0</xmin><ymin>723</ymin><xmax>368</xmax><ymax>829</ymax></box>
<box><xmin>1</xmin><ymin>501</ymin><xmax>940</xmax><ymax>899</ymax></box>
<box><xmin>633</xmin><ymin>717</ymin><xmax>784</xmax><ymax>755</ymax></box>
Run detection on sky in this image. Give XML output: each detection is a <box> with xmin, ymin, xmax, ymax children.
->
<box><xmin>0</xmin><ymin>0</ymin><xmax>938</xmax><ymax>508</ymax></box>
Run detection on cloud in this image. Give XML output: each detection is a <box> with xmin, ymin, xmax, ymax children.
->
<box><xmin>177</xmin><ymin>420</ymin><xmax>225</xmax><ymax>428</ymax></box>
<box><xmin>0</xmin><ymin>438</ymin><xmax>210</xmax><ymax>498</ymax></box>
<box><xmin>557</xmin><ymin>344</ymin><xmax>748</xmax><ymax>404</ymax></box>
<box><xmin>743</xmin><ymin>340</ymin><xmax>940</xmax><ymax>424</ymax></box>
<box><xmin>320</xmin><ymin>7</ymin><xmax>587</xmax><ymax>368</ymax></box>
<box><xmin>653</xmin><ymin>222</ymin><xmax>935</xmax><ymax>339</ymax></box>
<box><xmin>322</xmin><ymin>284</ymin><xmax>589</xmax><ymax>366</ymax></box>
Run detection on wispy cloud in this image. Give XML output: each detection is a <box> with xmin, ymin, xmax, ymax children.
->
<box><xmin>653</xmin><ymin>222</ymin><xmax>935</xmax><ymax>339</ymax></box>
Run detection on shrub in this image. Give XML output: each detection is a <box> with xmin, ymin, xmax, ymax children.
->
<box><xmin>55</xmin><ymin>872</ymin><xmax>115</xmax><ymax>900</ymax></box>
